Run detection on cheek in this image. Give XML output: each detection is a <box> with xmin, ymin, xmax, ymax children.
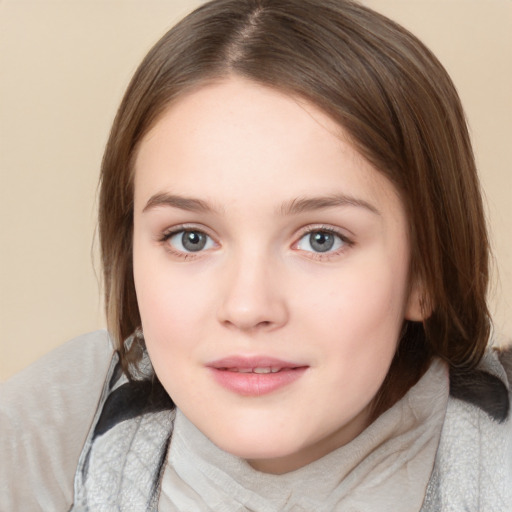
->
<box><xmin>307</xmin><ymin>259</ymin><xmax>408</xmax><ymax>337</ymax></box>
<box><xmin>300</xmin><ymin>256</ymin><xmax>409</xmax><ymax>388</ymax></box>
<box><xmin>134</xmin><ymin>265</ymin><xmax>210</xmax><ymax>402</ymax></box>
<box><xmin>137</xmin><ymin>272</ymin><xmax>196</xmax><ymax>326</ymax></box>
<box><xmin>132</xmin><ymin>243</ymin><xmax>213</xmax><ymax>374</ymax></box>
<box><xmin>136</xmin><ymin>270</ymin><xmax>212</xmax><ymax>346</ymax></box>
<box><xmin>316</xmin><ymin>272</ymin><xmax>407</xmax><ymax>399</ymax></box>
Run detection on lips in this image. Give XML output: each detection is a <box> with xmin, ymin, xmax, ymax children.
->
<box><xmin>206</xmin><ymin>356</ymin><xmax>308</xmax><ymax>396</ymax></box>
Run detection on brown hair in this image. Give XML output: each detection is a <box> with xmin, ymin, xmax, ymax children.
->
<box><xmin>99</xmin><ymin>0</ymin><xmax>490</xmax><ymax>412</ymax></box>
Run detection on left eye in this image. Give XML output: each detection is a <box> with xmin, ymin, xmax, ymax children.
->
<box><xmin>296</xmin><ymin>230</ymin><xmax>345</xmax><ymax>253</ymax></box>
<box><xmin>167</xmin><ymin>230</ymin><xmax>215</xmax><ymax>253</ymax></box>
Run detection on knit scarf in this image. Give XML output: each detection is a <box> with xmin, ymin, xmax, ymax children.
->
<box><xmin>70</xmin><ymin>348</ymin><xmax>511</xmax><ymax>511</ymax></box>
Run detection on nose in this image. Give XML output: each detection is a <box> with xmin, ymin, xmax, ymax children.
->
<box><xmin>217</xmin><ymin>250</ymin><xmax>289</xmax><ymax>333</ymax></box>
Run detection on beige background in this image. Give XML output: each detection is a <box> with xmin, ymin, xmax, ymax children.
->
<box><xmin>1</xmin><ymin>0</ymin><xmax>511</xmax><ymax>380</ymax></box>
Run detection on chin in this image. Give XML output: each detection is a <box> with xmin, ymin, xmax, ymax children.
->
<box><xmin>225</xmin><ymin>441</ymin><xmax>296</xmax><ymax>461</ymax></box>
<box><xmin>231</xmin><ymin>432</ymin><xmax>331</xmax><ymax>475</ymax></box>
<box><xmin>208</xmin><ymin>421</ymin><xmax>303</xmax><ymax>460</ymax></box>
<box><xmin>216</xmin><ymin>433</ymin><xmax>318</xmax><ymax>474</ymax></box>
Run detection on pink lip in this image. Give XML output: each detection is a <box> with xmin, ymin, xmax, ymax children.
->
<box><xmin>206</xmin><ymin>356</ymin><xmax>308</xmax><ymax>396</ymax></box>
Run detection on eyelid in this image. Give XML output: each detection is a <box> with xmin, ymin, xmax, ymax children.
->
<box><xmin>292</xmin><ymin>224</ymin><xmax>354</xmax><ymax>257</ymax></box>
<box><xmin>159</xmin><ymin>223</ymin><xmax>219</xmax><ymax>258</ymax></box>
<box><xmin>295</xmin><ymin>224</ymin><xmax>353</xmax><ymax>242</ymax></box>
<box><xmin>156</xmin><ymin>222</ymin><xmax>353</xmax><ymax>260</ymax></box>
<box><xmin>159</xmin><ymin>223</ymin><xmax>216</xmax><ymax>241</ymax></box>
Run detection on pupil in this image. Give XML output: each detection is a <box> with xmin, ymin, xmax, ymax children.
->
<box><xmin>310</xmin><ymin>232</ymin><xmax>334</xmax><ymax>252</ymax></box>
<box><xmin>182</xmin><ymin>231</ymin><xmax>206</xmax><ymax>252</ymax></box>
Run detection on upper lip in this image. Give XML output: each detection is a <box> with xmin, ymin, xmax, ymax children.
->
<box><xmin>206</xmin><ymin>356</ymin><xmax>307</xmax><ymax>370</ymax></box>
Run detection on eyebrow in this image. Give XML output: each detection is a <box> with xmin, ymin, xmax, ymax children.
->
<box><xmin>278</xmin><ymin>194</ymin><xmax>381</xmax><ymax>216</ymax></box>
<box><xmin>143</xmin><ymin>193</ymin><xmax>222</xmax><ymax>214</ymax></box>
<box><xmin>142</xmin><ymin>192</ymin><xmax>380</xmax><ymax>216</ymax></box>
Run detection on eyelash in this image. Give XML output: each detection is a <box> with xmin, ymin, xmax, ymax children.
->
<box><xmin>159</xmin><ymin>224</ymin><xmax>217</xmax><ymax>259</ymax></box>
<box><xmin>158</xmin><ymin>224</ymin><xmax>354</xmax><ymax>260</ymax></box>
<box><xmin>294</xmin><ymin>225</ymin><xmax>354</xmax><ymax>260</ymax></box>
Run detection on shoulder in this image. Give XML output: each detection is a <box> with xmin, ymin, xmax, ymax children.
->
<box><xmin>0</xmin><ymin>330</ymin><xmax>115</xmax><ymax>512</ymax></box>
<box><xmin>497</xmin><ymin>346</ymin><xmax>512</xmax><ymax>393</ymax></box>
<box><xmin>423</xmin><ymin>347</ymin><xmax>512</xmax><ymax>510</ymax></box>
<box><xmin>449</xmin><ymin>347</ymin><xmax>511</xmax><ymax>423</ymax></box>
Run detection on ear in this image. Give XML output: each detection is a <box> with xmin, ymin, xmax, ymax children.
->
<box><xmin>405</xmin><ymin>279</ymin><xmax>432</xmax><ymax>322</ymax></box>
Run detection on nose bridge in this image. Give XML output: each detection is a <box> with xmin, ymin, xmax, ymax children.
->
<box><xmin>218</xmin><ymin>243</ymin><xmax>288</xmax><ymax>331</ymax></box>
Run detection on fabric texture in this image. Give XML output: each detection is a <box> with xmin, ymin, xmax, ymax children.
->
<box><xmin>0</xmin><ymin>330</ymin><xmax>113</xmax><ymax>512</ymax></box>
<box><xmin>162</xmin><ymin>360</ymin><xmax>448</xmax><ymax>512</ymax></box>
<box><xmin>420</xmin><ymin>350</ymin><xmax>512</xmax><ymax>511</ymax></box>
<box><xmin>70</xmin><ymin>334</ymin><xmax>512</xmax><ymax>511</ymax></box>
<box><xmin>71</xmin><ymin>350</ymin><xmax>175</xmax><ymax>512</ymax></box>
<box><xmin>2</xmin><ymin>331</ymin><xmax>511</xmax><ymax>511</ymax></box>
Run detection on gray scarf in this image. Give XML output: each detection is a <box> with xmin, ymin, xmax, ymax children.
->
<box><xmin>70</xmin><ymin>349</ymin><xmax>511</xmax><ymax>511</ymax></box>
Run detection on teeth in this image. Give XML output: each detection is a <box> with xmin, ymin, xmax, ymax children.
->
<box><xmin>225</xmin><ymin>367</ymin><xmax>283</xmax><ymax>374</ymax></box>
<box><xmin>253</xmin><ymin>367</ymin><xmax>272</xmax><ymax>374</ymax></box>
<box><xmin>253</xmin><ymin>367</ymin><xmax>283</xmax><ymax>374</ymax></box>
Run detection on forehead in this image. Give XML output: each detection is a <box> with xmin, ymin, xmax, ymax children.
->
<box><xmin>133</xmin><ymin>77</ymin><xmax>402</xmax><ymax>218</ymax></box>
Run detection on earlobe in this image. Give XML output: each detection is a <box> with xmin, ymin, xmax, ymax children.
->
<box><xmin>405</xmin><ymin>281</ymin><xmax>432</xmax><ymax>321</ymax></box>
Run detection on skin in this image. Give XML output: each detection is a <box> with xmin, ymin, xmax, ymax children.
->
<box><xmin>132</xmin><ymin>77</ymin><xmax>424</xmax><ymax>474</ymax></box>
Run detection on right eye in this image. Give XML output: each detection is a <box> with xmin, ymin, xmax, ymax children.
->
<box><xmin>165</xmin><ymin>230</ymin><xmax>215</xmax><ymax>253</ymax></box>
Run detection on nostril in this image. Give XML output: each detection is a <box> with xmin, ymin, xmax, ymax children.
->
<box><xmin>217</xmin><ymin>285</ymin><xmax>289</xmax><ymax>331</ymax></box>
<box><xmin>222</xmin><ymin>318</ymin><xmax>274</xmax><ymax>331</ymax></box>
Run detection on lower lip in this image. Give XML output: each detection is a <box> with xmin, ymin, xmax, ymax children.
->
<box><xmin>208</xmin><ymin>367</ymin><xmax>308</xmax><ymax>396</ymax></box>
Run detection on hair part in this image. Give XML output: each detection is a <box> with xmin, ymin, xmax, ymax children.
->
<box><xmin>99</xmin><ymin>0</ymin><xmax>490</xmax><ymax>414</ymax></box>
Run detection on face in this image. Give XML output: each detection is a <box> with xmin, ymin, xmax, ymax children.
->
<box><xmin>133</xmin><ymin>77</ymin><xmax>422</xmax><ymax>474</ymax></box>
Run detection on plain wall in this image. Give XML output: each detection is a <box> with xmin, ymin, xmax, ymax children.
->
<box><xmin>1</xmin><ymin>0</ymin><xmax>511</xmax><ymax>380</ymax></box>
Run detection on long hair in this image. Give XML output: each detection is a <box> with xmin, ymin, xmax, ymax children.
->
<box><xmin>99</xmin><ymin>0</ymin><xmax>490</xmax><ymax>413</ymax></box>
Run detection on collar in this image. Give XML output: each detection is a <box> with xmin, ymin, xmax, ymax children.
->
<box><xmin>161</xmin><ymin>358</ymin><xmax>449</xmax><ymax>512</ymax></box>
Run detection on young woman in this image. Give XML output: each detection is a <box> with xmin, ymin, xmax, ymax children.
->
<box><xmin>2</xmin><ymin>0</ymin><xmax>511</xmax><ymax>510</ymax></box>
